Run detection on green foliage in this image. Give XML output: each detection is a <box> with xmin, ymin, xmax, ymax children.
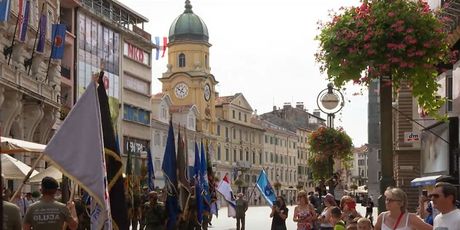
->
<box><xmin>315</xmin><ymin>0</ymin><xmax>451</xmax><ymax>118</ymax></box>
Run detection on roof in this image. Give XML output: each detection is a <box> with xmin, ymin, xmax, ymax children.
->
<box><xmin>169</xmin><ymin>104</ymin><xmax>196</xmax><ymax>114</ymax></box>
<box><xmin>168</xmin><ymin>0</ymin><xmax>209</xmax><ymax>43</ymax></box>
<box><xmin>216</xmin><ymin>95</ymin><xmax>236</xmax><ymax>106</ymax></box>
<box><xmin>112</xmin><ymin>0</ymin><xmax>149</xmax><ymax>23</ymax></box>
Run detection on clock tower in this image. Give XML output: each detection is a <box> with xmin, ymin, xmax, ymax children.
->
<box><xmin>160</xmin><ymin>0</ymin><xmax>218</xmax><ymax>135</ymax></box>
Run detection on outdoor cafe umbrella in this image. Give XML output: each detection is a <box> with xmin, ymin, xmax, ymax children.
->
<box><xmin>1</xmin><ymin>154</ymin><xmax>39</xmax><ymax>180</ymax></box>
<box><xmin>29</xmin><ymin>165</ymin><xmax>62</xmax><ymax>183</ymax></box>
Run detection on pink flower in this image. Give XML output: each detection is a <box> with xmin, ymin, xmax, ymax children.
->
<box><xmin>388</xmin><ymin>12</ymin><xmax>395</xmax><ymax>17</ymax></box>
<box><xmin>415</xmin><ymin>50</ymin><xmax>425</xmax><ymax>56</ymax></box>
<box><xmin>406</xmin><ymin>28</ymin><xmax>414</xmax><ymax>33</ymax></box>
<box><xmin>423</xmin><ymin>42</ymin><xmax>431</xmax><ymax>48</ymax></box>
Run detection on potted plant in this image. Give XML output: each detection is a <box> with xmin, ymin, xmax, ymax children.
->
<box><xmin>307</xmin><ymin>127</ymin><xmax>353</xmax><ymax>181</ymax></box>
<box><xmin>315</xmin><ymin>0</ymin><xmax>452</xmax><ymax>118</ymax></box>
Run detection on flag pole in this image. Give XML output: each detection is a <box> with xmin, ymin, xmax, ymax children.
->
<box><xmin>44</xmin><ymin>17</ymin><xmax>60</xmax><ymax>83</ymax></box>
<box><xmin>248</xmin><ymin>168</ymin><xmax>264</xmax><ymax>201</ymax></box>
<box><xmin>25</xmin><ymin>2</ymin><xmax>45</xmax><ymax>74</ymax></box>
<box><xmin>9</xmin><ymin>153</ymin><xmax>45</xmax><ymax>202</ymax></box>
<box><xmin>3</xmin><ymin>1</ymin><xmax>24</xmax><ymax>64</ymax></box>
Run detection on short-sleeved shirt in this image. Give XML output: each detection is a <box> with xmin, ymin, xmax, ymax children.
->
<box><xmin>334</xmin><ymin>220</ymin><xmax>346</xmax><ymax>230</ymax></box>
<box><xmin>24</xmin><ymin>199</ymin><xmax>72</xmax><ymax>230</ymax></box>
<box><xmin>3</xmin><ymin>201</ymin><xmax>22</xmax><ymax>230</ymax></box>
<box><xmin>271</xmin><ymin>206</ymin><xmax>289</xmax><ymax>229</ymax></box>
<box><xmin>433</xmin><ymin>209</ymin><xmax>460</xmax><ymax>229</ymax></box>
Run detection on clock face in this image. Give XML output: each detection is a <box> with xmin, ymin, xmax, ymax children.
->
<box><xmin>174</xmin><ymin>82</ymin><xmax>188</xmax><ymax>99</ymax></box>
<box><xmin>204</xmin><ymin>83</ymin><xmax>211</xmax><ymax>101</ymax></box>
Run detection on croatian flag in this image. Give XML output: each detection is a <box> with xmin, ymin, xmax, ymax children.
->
<box><xmin>36</xmin><ymin>14</ymin><xmax>47</xmax><ymax>53</ymax></box>
<box><xmin>18</xmin><ymin>0</ymin><xmax>30</xmax><ymax>42</ymax></box>
<box><xmin>154</xmin><ymin>36</ymin><xmax>168</xmax><ymax>60</ymax></box>
<box><xmin>217</xmin><ymin>173</ymin><xmax>236</xmax><ymax>218</ymax></box>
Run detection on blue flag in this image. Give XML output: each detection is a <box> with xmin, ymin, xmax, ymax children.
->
<box><xmin>194</xmin><ymin>142</ymin><xmax>203</xmax><ymax>224</ymax></box>
<box><xmin>36</xmin><ymin>14</ymin><xmax>46</xmax><ymax>53</ymax></box>
<box><xmin>50</xmin><ymin>24</ymin><xmax>66</xmax><ymax>59</ymax></box>
<box><xmin>146</xmin><ymin>148</ymin><xmax>155</xmax><ymax>192</ymax></box>
<box><xmin>0</xmin><ymin>0</ymin><xmax>11</xmax><ymax>22</ymax></box>
<box><xmin>200</xmin><ymin>142</ymin><xmax>210</xmax><ymax>212</ymax></box>
<box><xmin>161</xmin><ymin>120</ymin><xmax>180</xmax><ymax>230</ymax></box>
<box><xmin>256</xmin><ymin>169</ymin><xmax>277</xmax><ymax>206</ymax></box>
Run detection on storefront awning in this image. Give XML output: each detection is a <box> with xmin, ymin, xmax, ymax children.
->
<box><xmin>1</xmin><ymin>137</ymin><xmax>46</xmax><ymax>154</ymax></box>
<box><xmin>411</xmin><ymin>175</ymin><xmax>443</xmax><ymax>187</ymax></box>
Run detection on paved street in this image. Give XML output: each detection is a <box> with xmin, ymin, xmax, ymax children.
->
<box><xmin>207</xmin><ymin>203</ymin><xmax>378</xmax><ymax>230</ymax></box>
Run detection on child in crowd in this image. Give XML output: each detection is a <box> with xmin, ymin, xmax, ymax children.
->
<box><xmin>330</xmin><ymin>207</ymin><xmax>346</xmax><ymax>230</ymax></box>
<box><xmin>357</xmin><ymin>217</ymin><xmax>372</xmax><ymax>230</ymax></box>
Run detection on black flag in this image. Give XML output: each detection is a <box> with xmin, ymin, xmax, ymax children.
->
<box><xmin>97</xmin><ymin>71</ymin><xmax>129</xmax><ymax>230</ymax></box>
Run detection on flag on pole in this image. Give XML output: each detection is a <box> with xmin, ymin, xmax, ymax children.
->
<box><xmin>162</xmin><ymin>120</ymin><xmax>180</xmax><ymax>230</ymax></box>
<box><xmin>36</xmin><ymin>13</ymin><xmax>47</xmax><ymax>52</ymax></box>
<box><xmin>216</xmin><ymin>174</ymin><xmax>236</xmax><ymax>218</ymax></box>
<box><xmin>154</xmin><ymin>36</ymin><xmax>168</xmax><ymax>60</ymax></box>
<box><xmin>50</xmin><ymin>24</ymin><xmax>66</xmax><ymax>59</ymax></box>
<box><xmin>177</xmin><ymin>126</ymin><xmax>190</xmax><ymax>212</ymax></box>
<box><xmin>0</xmin><ymin>0</ymin><xmax>11</xmax><ymax>22</ymax></box>
<box><xmin>146</xmin><ymin>148</ymin><xmax>155</xmax><ymax>192</ymax></box>
<box><xmin>97</xmin><ymin>72</ymin><xmax>129</xmax><ymax>230</ymax></box>
<box><xmin>194</xmin><ymin>142</ymin><xmax>203</xmax><ymax>225</ymax></box>
<box><xmin>18</xmin><ymin>0</ymin><xmax>30</xmax><ymax>42</ymax></box>
<box><xmin>44</xmin><ymin>81</ymin><xmax>110</xmax><ymax>230</ymax></box>
<box><xmin>200</xmin><ymin>141</ymin><xmax>210</xmax><ymax>212</ymax></box>
<box><xmin>255</xmin><ymin>169</ymin><xmax>277</xmax><ymax>207</ymax></box>
<box><xmin>206</xmin><ymin>142</ymin><xmax>218</xmax><ymax>217</ymax></box>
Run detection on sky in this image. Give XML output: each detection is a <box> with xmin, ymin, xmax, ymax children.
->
<box><xmin>120</xmin><ymin>0</ymin><xmax>368</xmax><ymax>146</ymax></box>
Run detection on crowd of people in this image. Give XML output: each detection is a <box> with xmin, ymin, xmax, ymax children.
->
<box><xmin>3</xmin><ymin>177</ymin><xmax>460</xmax><ymax>230</ymax></box>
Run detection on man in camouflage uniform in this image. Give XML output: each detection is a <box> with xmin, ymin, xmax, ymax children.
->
<box><xmin>143</xmin><ymin>191</ymin><xmax>167</xmax><ymax>230</ymax></box>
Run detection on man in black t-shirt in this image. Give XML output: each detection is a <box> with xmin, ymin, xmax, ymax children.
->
<box><xmin>365</xmin><ymin>197</ymin><xmax>374</xmax><ymax>222</ymax></box>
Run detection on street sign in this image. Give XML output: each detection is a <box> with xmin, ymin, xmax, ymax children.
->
<box><xmin>404</xmin><ymin>132</ymin><xmax>420</xmax><ymax>143</ymax></box>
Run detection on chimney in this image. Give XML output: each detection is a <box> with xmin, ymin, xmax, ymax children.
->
<box><xmin>283</xmin><ymin>102</ymin><xmax>291</xmax><ymax>110</ymax></box>
<box><xmin>296</xmin><ymin>102</ymin><xmax>304</xmax><ymax>110</ymax></box>
<box><xmin>313</xmin><ymin>109</ymin><xmax>321</xmax><ymax>118</ymax></box>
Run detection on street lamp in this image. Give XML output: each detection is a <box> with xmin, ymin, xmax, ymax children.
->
<box><xmin>316</xmin><ymin>83</ymin><xmax>345</xmax><ymax>193</ymax></box>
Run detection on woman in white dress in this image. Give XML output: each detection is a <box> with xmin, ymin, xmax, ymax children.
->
<box><xmin>374</xmin><ymin>187</ymin><xmax>432</xmax><ymax>230</ymax></box>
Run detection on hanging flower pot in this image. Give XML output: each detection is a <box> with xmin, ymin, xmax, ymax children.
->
<box><xmin>316</xmin><ymin>0</ymin><xmax>452</xmax><ymax>118</ymax></box>
<box><xmin>307</xmin><ymin>127</ymin><xmax>353</xmax><ymax>181</ymax></box>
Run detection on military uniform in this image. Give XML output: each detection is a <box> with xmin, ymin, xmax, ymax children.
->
<box><xmin>143</xmin><ymin>201</ymin><xmax>167</xmax><ymax>230</ymax></box>
<box><xmin>3</xmin><ymin>200</ymin><xmax>22</xmax><ymax>230</ymax></box>
<box><xmin>24</xmin><ymin>199</ymin><xmax>72</xmax><ymax>230</ymax></box>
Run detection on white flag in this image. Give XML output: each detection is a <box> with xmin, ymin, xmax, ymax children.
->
<box><xmin>44</xmin><ymin>82</ymin><xmax>109</xmax><ymax>229</ymax></box>
<box><xmin>217</xmin><ymin>174</ymin><xmax>236</xmax><ymax>218</ymax></box>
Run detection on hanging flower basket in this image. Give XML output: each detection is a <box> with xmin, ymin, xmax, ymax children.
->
<box><xmin>315</xmin><ymin>0</ymin><xmax>452</xmax><ymax>118</ymax></box>
<box><xmin>307</xmin><ymin>127</ymin><xmax>353</xmax><ymax>180</ymax></box>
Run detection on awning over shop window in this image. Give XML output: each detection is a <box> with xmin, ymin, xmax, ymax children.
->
<box><xmin>1</xmin><ymin>137</ymin><xmax>46</xmax><ymax>154</ymax></box>
<box><xmin>411</xmin><ymin>175</ymin><xmax>443</xmax><ymax>187</ymax></box>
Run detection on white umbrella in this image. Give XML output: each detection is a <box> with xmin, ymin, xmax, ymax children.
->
<box><xmin>1</xmin><ymin>154</ymin><xmax>39</xmax><ymax>180</ymax></box>
<box><xmin>29</xmin><ymin>165</ymin><xmax>62</xmax><ymax>183</ymax></box>
<box><xmin>0</xmin><ymin>137</ymin><xmax>46</xmax><ymax>154</ymax></box>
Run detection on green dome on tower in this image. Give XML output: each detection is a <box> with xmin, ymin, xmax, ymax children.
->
<box><xmin>169</xmin><ymin>0</ymin><xmax>209</xmax><ymax>43</ymax></box>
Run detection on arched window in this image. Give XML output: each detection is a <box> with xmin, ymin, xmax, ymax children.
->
<box><xmin>205</xmin><ymin>55</ymin><xmax>208</xmax><ymax>69</ymax></box>
<box><xmin>178</xmin><ymin>53</ymin><xmax>186</xmax><ymax>67</ymax></box>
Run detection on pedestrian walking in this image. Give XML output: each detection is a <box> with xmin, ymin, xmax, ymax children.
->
<box><xmin>270</xmin><ymin>195</ymin><xmax>289</xmax><ymax>230</ymax></box>
<box><xmin>431</xmin><ymin>182</ymin><xmax>460</xmax><ymax>228</ymax></box>
<box><xmin>2</xmin><ymin>175</ymin><xmax>22</xmax><ymax>230</ymax></box>
<box><xmin>364</xmin><ymin>197</ymin><xmax>374</xmax><ymax>224</ymax></box>
<box><xmin>23</xmin><ymin>176</ymin><xmax>78</xmax><ymax>230</ymax></box>
<box><xmin>293</xmin><ymin>190</ymin><xmax>316</xmax><ymax>230</ymax></box>
<box><xmin>12</xmin><ymin>192</ymin><xmax>30</xmax><ymax>218</ymax></box>
<box><xmin>143</xmin><ymin>191</ymin><xmax>167</xmax><ymax>230</ymax></box>
<box><xmin>235</xmin><ymin>192</ymin><xmax>248</xmax><ymax>230</ymax></box>
<box><xmin>374</xmin><ymin>187</ymin><xmax>431</xmax><ymax>230</ymax></box>
<box><xmin>318</xmin><ymin>193</ymin><xmax>336</xmax><ymax>230</ymax></box>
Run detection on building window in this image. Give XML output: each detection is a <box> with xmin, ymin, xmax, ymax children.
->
<box><xmin>217</xmin><ymin>145</ymin><xmax>221</xmax><ymax>160</ymax></box>
<box><xmin>265</xmin><ymin>135</ymin><xmax>268</xmax><ymax>143</ymax></box>
<box><xmin>447</xmin><ymin>71</ymin><xmax>453</xmax><ymax>112</ymax></box>
<box><xmin>240</xmin><ymin>150</ymin><xmax>243</xmax><ymax>161</ymax></box>
<box><xmin>244</xmin><ymin>114</ymin><xmax>247</xmax><ymax>122</ymax></box>
<box><xmin>259</xmin><ymin>152</ymin><xmax>262</xmax><ymax>164</ymax></box>
<box><xmin>233</xmin><ymin>129</ymin><xmax>236</xmax><ymax>139</ymax></box>
<box><xmin>233</xmin><ymin>149</ymin><xmax>237</xmax><ymax>162</ymax></box>
<box><xmin>123</xmin><ymin>104</ymin><xmax>150</xmax><ymax>125</ymax></box>
<box><xmin>225</xmin><ymin>127</ymin><xmax>229</xmax><ymax>138</ymax></box>
<box><xmin>225</xmin><ymin>148</ymin><xmax>229</xmax><ymax>161</ymax></box>
<box><xmin>205</xmin><ymin>54</ymin><xmax>208</xmax><ymax>69</ymax></box>
<box><xmin>232</xmin><ymin>110</ymin><xmax>235</xmax><ymax>119</ymax></box>
<box><xmin>238</xmin><ymin>112</ymin><xmax>241</xmax><ymax>120</ymax></box>
<box><xmin>270</xmin><ymin>153</ymin><xmax>273</xmax><ymax>163</ymax></box>
<box><xmin>246</xmin><ymin>151</ymin><xmax>249</xmax><ymax>161</ymax></box>
<box><xmin>217</xmin><ymin>125</ymin><xmax>221</xmax><ymax>136</ymax></box>
<box><xmin>178</xmin><ymin>53</ymin><xmax>186</xmax><ymax>67</ymax></box>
